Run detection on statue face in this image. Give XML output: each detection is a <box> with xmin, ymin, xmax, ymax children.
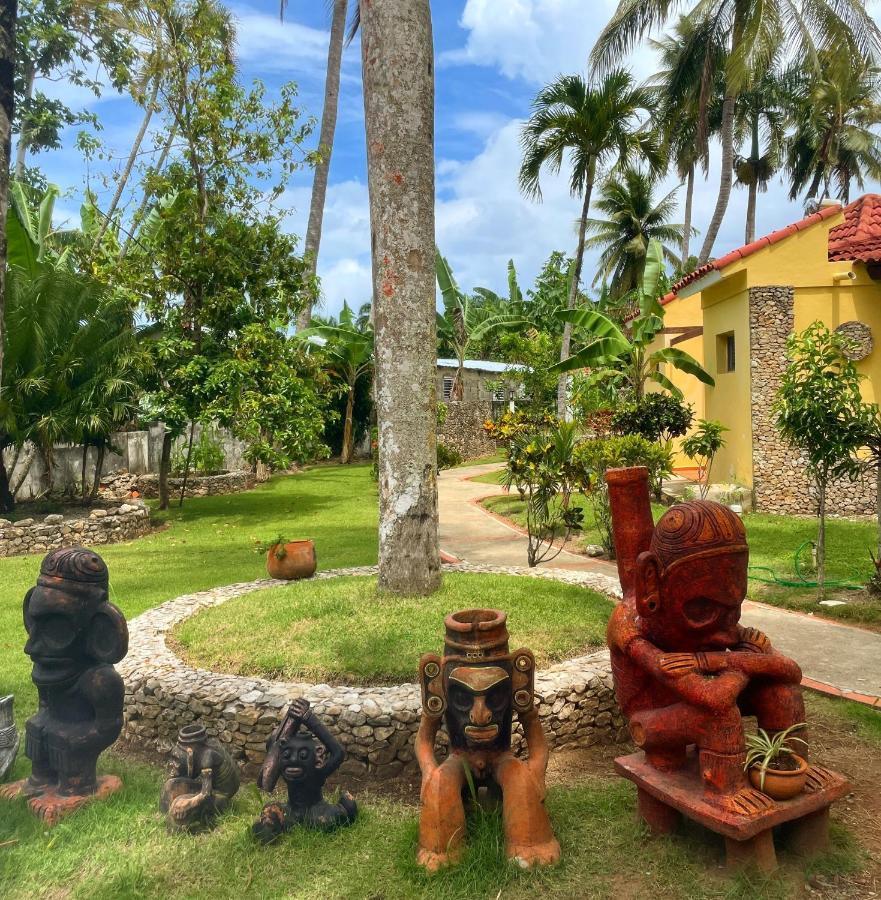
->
<box><xmin>444</xmin><ymin>665</ymin><xmax>512</xmax><ymax>751</ymax></box>
<box><xmin>23</xmin><ymin>586</ymin><xmax>90</xmax><ymax>687</ymax></box>
<box><xmin>281</xmin><ymin>735</ymin><xmax>319</xmax><ymax>783</ymax></box>
<box><xmin>643</xmin><ymin>553</ymin><xmax>747</xmax><ymax>651</ymax></box>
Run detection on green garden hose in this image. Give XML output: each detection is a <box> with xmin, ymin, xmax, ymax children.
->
<box><xmin>747</xmin><ymin>540</ymin><xmax>864</xmax><ymax>590</ymax></box>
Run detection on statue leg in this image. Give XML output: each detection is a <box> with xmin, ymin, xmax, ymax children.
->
<box><xmin>307</xmin><ymin>793</ymin><xmax>358</xmax><ymax>830</ymax></box>
<box><xmin>494</xmin><ymin>754</ymin><xmax>560</xmax><ymax>869</ymax></box>
<box><xmin>417</xmin><ymin>755</ymin><xmax>467</xmax><ymax>871</ymax></box>
<box><xmin>252</xmin><ymin>802</ymin><xmax>290</xmax><ymax>844</ymax></box>
<box><xmin>56</xmin><ymin>747</ymin><xmax>99</xmax><ymax>798</ymax></box>
<box><xmin>22</xmin><ymin>721</ymin><xmax>56</xmax><ymax>795</ymax></box>
<box><xmin>740</xmin><ymin>683</ymin><xmax>807</xmax><ymax>757</ymax></box>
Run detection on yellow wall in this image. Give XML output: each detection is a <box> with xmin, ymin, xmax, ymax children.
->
<box><xmin>656</xmin><ymin>207</ymin><xmax>881</xmax><ymax>486</ymax></box>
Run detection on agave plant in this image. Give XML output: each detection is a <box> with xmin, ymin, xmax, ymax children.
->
<box><xmin>744</xmin><ymin>723</ymin><xmax>808</xmax><ymax>790</ymax></box>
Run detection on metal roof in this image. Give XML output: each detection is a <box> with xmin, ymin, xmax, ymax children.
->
<box><xmin>436</xmin><ymin>358</ymin><xmax>524</xmax><ymax>372</ymax></box>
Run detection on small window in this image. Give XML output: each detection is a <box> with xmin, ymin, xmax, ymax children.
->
<box><xmin>442</xmin><ymin>375</ymin><xmax>454</xmax><ymax>401</ymax></box>
<box><xmin>717</xmin><ymin>332</ymin><xmax>736</xmax><ymax>373</ymax></box>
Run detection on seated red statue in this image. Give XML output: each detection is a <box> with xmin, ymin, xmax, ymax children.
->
<box><xmin>605</xmin><ymin>466</ymin><xmax>805</xmax><ymax>816</ymax></box>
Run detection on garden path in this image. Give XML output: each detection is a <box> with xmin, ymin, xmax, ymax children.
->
<box><xmin>438</xmin><ymin>463</ymin><xmax>881</xmax><ymax>707</ymax></box>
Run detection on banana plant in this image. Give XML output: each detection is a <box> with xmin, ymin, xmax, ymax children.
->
<box><xmin>550</xmin><ymin>239</ymin><xmax>713</xmax><ymax>399</ymax></box>
<box><xmin>6</xmin><ymin>182</ymin><xmax>80</xmax><ymax>276</ymax></box>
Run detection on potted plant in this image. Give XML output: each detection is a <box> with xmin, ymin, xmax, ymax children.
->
<box><xmin>262</xmin><ymin>535</ymin><xmax>316</xmax><ymax>580</ymax></box>
<box><xmin>744</xmin><ymin>723</ymin><xmax>809</xmax><ymax>800</ymax></box>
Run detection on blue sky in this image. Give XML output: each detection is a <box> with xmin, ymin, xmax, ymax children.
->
<box><xmin>29</xmin><ymin>0</ymin><xmax>881</xmax><ymax>320</ymax></box>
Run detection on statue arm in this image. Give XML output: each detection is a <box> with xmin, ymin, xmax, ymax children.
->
<box><xmin>415</xmin><ymin>715</ymin><xmax>440</xmax><ymax>776</ymax></box>
<box><xmin>59</xmin><ymin>667</ymin><xmax>124</xmax><ymax>750</ymax></box>
<box><xmin>302</xmin><ymin>712</ymin><xmax>345</xmax><ymax>777</ymax></box>
<box><xmin>520</xmin><ymin>707</ymin><xmax>549</xmax><ymax>778</ymax></box>
<box><xmin>704</xmin><ymin>649</ymin><xmax>802</xmax><ymax>684</ymax></box>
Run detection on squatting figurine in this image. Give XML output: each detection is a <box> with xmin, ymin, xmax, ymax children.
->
<box><xmin>415</xmin><ymin>609</ymin><xmax>560</xmax><ymax>871</ymax></box>
<box><xmin>252</xmin><ymin>698</ymin><xmax>357</xmax><ymax>843</ymax></box>
<box><xmin>0</xmin><ymin>548</ymin><xmax>128</xmax><ymax>825</ymax></box>
<box><xmin>0</xmin><ymin>695</ymin><xmax>19</xmax><ymax>782</ymax></box>
<box><xmin>160</xmin><ymin>724</ymin><xmax>240</xmax><ymax>832</ymax></box>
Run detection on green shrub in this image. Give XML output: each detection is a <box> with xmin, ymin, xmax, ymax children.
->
<box><xmin>681</xmin><ymin>419</ymin><xmax>728</xmax><ymax>498</ymax></box>
<box><xmin>437</xmin><ymin>442</ymin><xmax>463</xmax><ymax>470</ymax></box>
<box><xmin>171</xmin><ymin>428</ymin><xmax>227</xmax><ymax>476</ymax></box>
<box><xmin>612</xmin><ymin>393</ymin><xmax>693</xmax><ymax>443</ymax></box>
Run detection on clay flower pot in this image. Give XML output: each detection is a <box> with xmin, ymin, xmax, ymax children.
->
<box><xmin>748</xmin><ymin>754</ymin><xmax>809</xmax><ymax>800</ymax></box>
<box><xmin>266</xmin><ymin>540</ymin><xmax>316</xmax><ymax>580</ymax></box>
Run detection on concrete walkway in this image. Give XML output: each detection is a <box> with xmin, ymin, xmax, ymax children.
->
<box><xmin>438</xmin><ymin>463</ymin><xmax>881</xmax><ymax>707</ymax></box>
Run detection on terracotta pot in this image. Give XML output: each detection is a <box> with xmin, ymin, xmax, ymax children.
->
<box><xmin>748</xmin><ymin>754</ymin><xmax>809</xmax><ymax>800</ymax></box>
<box><xmin>266</xmin><ymin>540</ymin><xmax>316</xmax><ymax>580</ymax></box>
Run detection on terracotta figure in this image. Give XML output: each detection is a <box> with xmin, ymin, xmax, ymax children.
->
<box><xmin>415</xmin><ymin>609</ymin><xmax>560</xmax><ymax>871</ymax></box>
<box><xmin>0</xmin><ymin>695</ymin><xmax>19</xmax><ymax>782</ymax></box>
<box><xmin>0</xmin><ymin>548</ymin><xmax>128</xmax><ymax>825</ymax></box>
<box><xmin>160</xmin><ymin>724</ymin><xmax>240</xmax><ymax>832</ymax></box>
<box><xmin>605</xmin><ymin>466</ymin><xmax>806</xmax><ymax>814</ymax></box>
<box><xmin>252</xmin><ymin>698</ymin><xmax>357</xmax><ymax>844</ymax></box>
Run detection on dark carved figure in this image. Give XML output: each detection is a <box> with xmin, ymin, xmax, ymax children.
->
<box><xmin>605</xmin><ymin>467</ymin><xmax>849</xmax><ymax>871</ymax></box>
<box><xmin>0</xmin><ymin>695</ymin><xmax>19</xmax><ymax>782</ymax></box>
<box><xmin>160</xmin><ymin>724</ymin><xmax>240</xmax><ymax>832</ymax></box>
<box><xmin>0</xmin><ymin>548</ymin><xmax>128</xmax><ymax>825</ymax></box>
<box><xmin>415</xmin><ymin>609</ymin><xmax>559</xmax><ymax>871</ymax></box>
<box><xmin>252</xmin><ymin>698</ymin><xmax>357</xmax><ymax>844</ymax></box>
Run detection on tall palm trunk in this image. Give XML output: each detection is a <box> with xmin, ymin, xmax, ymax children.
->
<box><xmin>745</xmin><ymin>112</ymin><xmax>760</xmax><ymax>244</ymax></box>
<box><xmin>158</xmin><ymin>430</ymin><xmax>173</xmax><ymax>510</ymax></box>
<box><xmin>698</xmin><ymin>94</ymin><xmax>736</xmax><ymax>264</ymax></box>
<box><xmin>13</xmin><ymin>63</ymin><xmax>32</xmax><ymax>178</ymax></box>
<box><xmin>89</xmin><ymin>444</ymin><xmax>106</xmax><ymax>502</ymax></box>
<box><xmin>362</xmin><ymin>0</ymin><xmax>441</xmax><ymax>596</ymax></box>
<box><xmin>95</xmin><ymin>77</ymin><xmax>160</xmax><ymax>250</ymax></box>
<box><xmin>297</xmin><ymin>0</ymin><xmax>347</xmax><ymax>332</ymax></box>
<box><xmin>557</xmin><ymin>179</ymin><xmax>593</xmax><ymax>418</ymax></box>
<box><xmin>340</xmin><ymin>381</ymin><xmax>355</xmax><ymax>463</ymax></box>
<box><xmin>681</xmin><ymin>164</ymin><xmax>694</xmax><ymax>268</ymax></box>
<box><xmin>0</xmin><ymin>0</ymin><xmax>15</xmax><ymax>416</ymax></box>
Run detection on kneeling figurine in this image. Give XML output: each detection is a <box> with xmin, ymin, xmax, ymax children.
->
<box><xmin>252</xmin><ymin>698</ymin><xmax>357</xmax><ymax>844</ymax></box>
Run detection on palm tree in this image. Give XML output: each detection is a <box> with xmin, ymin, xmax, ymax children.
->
<box><xmin>649</xmin><ymin>16</ymin><xmax>724</xmax><ymax>267</ymax></box>
<box><xmin>593</xmin><ymin>0</ymin><xmax>881</xmax><ymax>264</ymax></box>
<box><xmin>584</xmin><ymin>168</ymin><xmax>690</xmax><ymax>297</ymax></box>
<box><xmin>519</xmin><ymin>69</ymin><xmax>660</xmax><ymax>416</ymax></box>
<box><xmin>0</xmin><ymin>0</ymin><xmax>15</xmax><ymax>418</ymax></box>
<box><xmin>785</xmin><ymin>55</ymin><xmax>881</xmax><ymax>205</ymax></box>
<box><xmin>735</xmin><ymin>69</ymin><xmax>786</xmax><ymax>243</ymax></box>
<box><xmin>282</xmin><ymin>0</ymin><xmax>351</xmax><ymax>331</ymax></box>
<box><xmin>361</xmin><ymin>0</ymin><xmax>441</xmax><ymax>595</ymax></box>
<box><xmin>299</xmin><ymin>301</ymin><xmax>373</xmax><ymax>464</ymax></box>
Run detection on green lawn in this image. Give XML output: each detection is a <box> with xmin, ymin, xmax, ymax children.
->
<box><xmin>172</xmin><ymin>573</ymin><xmax>610</xmax><ymax>683</ymax></box>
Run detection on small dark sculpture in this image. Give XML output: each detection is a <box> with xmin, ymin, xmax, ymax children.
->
<box><xmin>416</xmin><ymin>609</ymin><xmax>559</xmax><ymax>871</ymax></box>
<box><xmin>0</xmin><ymin>548</ymin><xmax>128</xmax><ymax>825</ymax></box>
<box><xmin>252</xmin><ymin>698</ymin><xmax>357</xmax><ymax>844</ymax></box>
<box><xmin>160</xmin><ymin>724</ymin><xmax>240</xmax><ymax>832</ymax></box>
<box><xmin>0</xmin><ymin>695</ymin><xmax>19</xmax><ymax>782</ymax></box>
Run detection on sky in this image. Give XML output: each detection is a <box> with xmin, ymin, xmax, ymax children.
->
<box><xmin>28</xmin><ymin>0</ymin><xmax>881</xmax><ymax>321</ymax></box>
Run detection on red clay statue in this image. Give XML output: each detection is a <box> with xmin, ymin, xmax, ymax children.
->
<box><xmin>415</xmin><ymin>609</ymin><xmax>560</xmax><ymax>871</ymax></box>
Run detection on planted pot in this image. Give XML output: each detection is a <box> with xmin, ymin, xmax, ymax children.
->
<box><xmin>748</xmin><ymin>754</ymin><xmax>808</xmax><ymax>800</ymax></box>
<box><xmin>266</xmin><ymin>540</ymin><xmax>316</xmax><ymax>580</ymax></box>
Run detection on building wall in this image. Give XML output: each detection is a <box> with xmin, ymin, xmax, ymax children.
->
<box><xmin>436</xmin><ymin>366</ymin><xmax>504</xmax><ymax>404</ymax></box>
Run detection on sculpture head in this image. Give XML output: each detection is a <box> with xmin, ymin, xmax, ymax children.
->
<box><xmin>23</xmin><ymin>548</ymin><xmax>128</xmax><ymax>687</ymax></box>
<box><xmin>168</xmin><ymin>725</ymin><xmax>209</xmax><ymax>779</ymax></box>
<box><xmin>280</xmin><ymin>733</ymin><xmax>321</xmax><ymax>784</ymax></box>
<box><xmin>419</xmin><ymin>609</ymin><xmax>534</xmax><ymax>753</ymax></box>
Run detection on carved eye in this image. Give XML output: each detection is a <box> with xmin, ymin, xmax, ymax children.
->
<box><xmin>298</xmin><ymin>748</ymin><xmax>310</xmax><ymax>761</ymax></box>
<box><xmin>683</xmin><ymin>597</ymin><xmax>720</xmax><ymax>628</ymax></box>
<box><xmin>36</xmin><ymin>614</ymin><xmax>77</xmax><ymax>650</ymax></box>
<box><xmin>449</xmin><ymin>686</ymin><xmax>472</xmax><ymax>712</ymax></box>
<box><xmin>282</xmin><ymin>748</ymin><xmax>291</xmax><ymax>760</ymax></box>
<box><xmin>486</xmin><ymin>684</ymin><xmax>509</xmax><ymax>713</ymax></box>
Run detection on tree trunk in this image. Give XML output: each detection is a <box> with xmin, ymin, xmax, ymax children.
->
<box><xmin>558</xmin><ymin>179</ymin><xmax>594</xmax><ymax>418</ymax></box>
<box><xmin>698</xmin><ymin>94</ymin><xmax>736</xmax><ymax>264</ymax></box>
<box><xmin>81</xmin><ymin>443</ymin><xmax>89</xmax><ymax>502</ymax></box>
<box><xmin>361</xmin><ymin>0</ymin><xmax>441</xmax><ymax>596</ymax></box>
<box><xmin>0</xmin><ymin>445</ymin><xmax>13</xmax><ymax>513</ymax></box>
<box><xmin>341</xmin><ymin>383</ymin><xmax>355</xmax><ymax>464</ymax></box>
<box><xmin>159</xmin><ymin>431</ymin><xmax>173</xmax><ymax>510</ymax></box>
<box><xmin>10</xmin><ymin>442</ymin><xmax>34</xmax><ymax>497</ymax></box>
<box><xmin>297</xmin><ymin>0</ymin><xmax>348</xmax><ymax>333</ymax></box>
<box><xmin>744</xmin><ymin>112</ymin><xmax>759</xmax><ymax>244</ymax></box>
<box><xmin>0</xmin><ymin>0</ymin><xmax>15</xmax><ymax>409</ymax></box>
<box><xmin>13</xmin><ymin>62</ymin><xmax>31</xmax><ymax>179</ymax></box>
<box><xmin>876</xmin><ymin>462</ymin><xmax>881</xmax><ymax>561</ymax></box>
<box><xmin>89</xmin><ymin>444</ymin><xmax>105</xmax><ymax>502</ymax></box>
<box><xmin>95</xmin><ymin>77</ymin><xmax>160</xmax><ymax>251</ymax></box>
<box><xmin>817</xmin><ymin>477</ymin><xmax>827</xmax><ymax>601</ymax></box>
<box><xmin>681</xmin><ymin>164</ymin><xmax>694</xmax><ymax>269</ymax></box>
<box><xmin>178</xmin><ymin>421</ymin><xmax>196</xmax><ymax>507</ymax></box>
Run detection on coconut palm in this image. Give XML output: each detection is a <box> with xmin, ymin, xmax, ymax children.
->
<box><xmin>519</xmin><ymin>69</ymin><xmax>661</xmax><ymax>416</ymax></box>
<box><xmin>649</xmin><ymin>16</ymin><xmax>725</xmax><ymax>267</ymax></box>
<box><xmin>584</xmin><ymin>167</ymin><xmax>691</xmax><ymax>298</ymax></box>
<box><xmin>784</xmin><ymin>55</ymin><xmax>881</xmax><ymax>205</ymax></box>
<box><xmin>593</xmin><ymin>0</ymin><xmax>881</xmax><ymax>264</ymax></box>
<box><xmin>735</xmin><ymin>68</ymin><xmax>786</xmax><ymax>243</ymax></box>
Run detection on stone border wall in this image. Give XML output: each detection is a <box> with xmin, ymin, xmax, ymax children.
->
<box><xmin>749</xmin><ymin>286</ymin><xmax>875</xmax><ymax>516</ymax></box>
<box><xmin>118</xmin><ymin>564</ymin><xmax>626</xmax><ymax>780</ymax></box>
<box><xmin>438</xmin><ymin>401</ymin><xmax>499</xmax><ymax>460</ymax></box>
<box><xmin>0</xmin><ymin>501</ymin><xmax>151</xmax><ymax>557</ymax></box>
<box><xmin>100</xmin><ymin>471</ymin><xmax>256</xmax><ymax>501</ymax></box>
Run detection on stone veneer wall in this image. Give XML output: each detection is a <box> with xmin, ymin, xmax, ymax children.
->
<box><xmin>119</xmin><ymin>564</ymin><xmax>628</xmax><ymax>780</ymax></box>
<box><xmin>749</xmin><ymin>286</ymin><xmax>875</xmax><ymax>516</ymax></box>
<box><xmin>0</xmin><ymin>501</ymin><xmax>151</xmax><ymax>557</ymax></box>
<box><xmin>438</xmin><ymin>401</ymin><xmax>498</xmax><ymax>460</ymax></box>
<box><xmin>100</xmin><ymin>470</ymin><xmax>256</xmax><ymax>501</ymax></box>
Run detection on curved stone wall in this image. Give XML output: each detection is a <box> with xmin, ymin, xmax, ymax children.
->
<box><xmin>118</xmin><ymin>564</ymin><xmax>627</xmax><ymax>779</ymax></box>
<box><xmin>100</xmin><ymin>471</ymin><xmax>256</xmax><ymax>501</ymax></box>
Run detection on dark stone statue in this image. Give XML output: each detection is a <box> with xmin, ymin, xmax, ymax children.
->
<box><xmin>160</xmin><ymin>724</ymin><xmax>240</xmax><ymax>832</ymax></box>
<box><xmin>252</xmin><ymin>698</ymin><xmax>357</xmax><ymax>844</ymax></box>
<box><xmin>0</xmin><ymin>695</ymin><xmax>19</xmax><ymax>782</ymax></box>
<box><xmin>0</xmin><ymin>548</ymin><xmax>128</xmax><ymax>825</ymax></box>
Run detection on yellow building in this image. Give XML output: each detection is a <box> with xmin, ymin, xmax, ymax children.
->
<box><xmin>656</xmin><ymin>195</ymin><xmax>881</xmax><ymax>515</ymax></box>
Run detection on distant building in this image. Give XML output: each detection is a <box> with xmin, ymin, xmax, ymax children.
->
<box><xmin>435</xmin><ymin>358</ymin><xmax>524</xmax><ymax>407</ymax></box>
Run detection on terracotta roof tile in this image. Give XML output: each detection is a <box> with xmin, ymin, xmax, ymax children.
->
<box><xmin>828</xmin><ymin>195</ymin><xmax>881</xmax><ymax>262</ymax></box>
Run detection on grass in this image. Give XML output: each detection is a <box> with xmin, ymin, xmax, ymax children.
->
<box><xmin>172</xmin><ymin>573</ymin><xmax>611</xmax><ymax>683</ymax></box>
<box><xmin>0</xmin><ymin>464</ymin><xmax>379</xmax><ymax>721</ymax></box>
